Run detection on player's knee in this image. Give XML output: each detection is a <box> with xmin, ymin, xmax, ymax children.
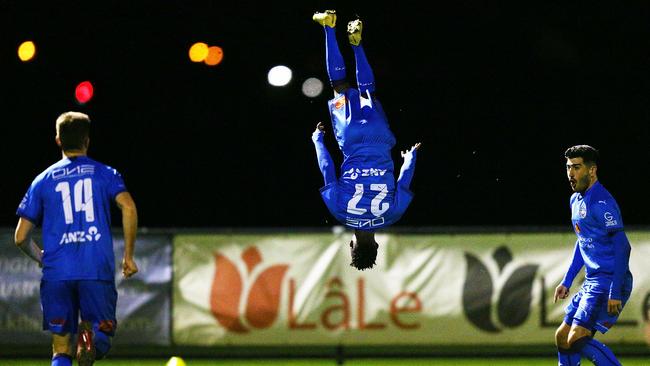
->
<box><xmin>567</xmin><ymin>335</ymin><xmax>590</xmax><ymax>353</ymax></box>
<box><xmin>567</xmin><ymin>326</ymin><xmax>592</xmax><ymax>350</ymax></box>
<box><xmin>555</xmin><ymin>325</ymin><xmax>570</xmax><ymax>348</ymax></box>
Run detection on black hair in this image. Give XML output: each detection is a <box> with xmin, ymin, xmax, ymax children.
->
<box><xmin>564</xmin><ymin>145</ymin><xmax>599</xmax><ymax>166</ymax></box>
<box><xmin>350</xmin><ymin>239</ymin><xmax>378</xmax><ymax>271</ymax></box>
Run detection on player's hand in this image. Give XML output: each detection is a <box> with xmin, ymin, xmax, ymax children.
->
<box><xmin>607</xmin><ymin>299</ymin><xmax>622</xmax><ymax>315</ymax></box>
<box><xmin>401</xmin><ymin>142</ymin><xmax>421</xmax><ymax>159</ymax></box>
<box><xmin>121</xmin><ymin>257</ymin><xmax>139</xmax><ymax>278</ymax></box>
<box><xmin>554</xmin><ymin>284</ymin><xmax>569</xmax><ymax>303</ymax></box>
<box><xmin>312</xmin><ymin>122</ymin><xmax>326</xmax><ymax>142</ymax></box>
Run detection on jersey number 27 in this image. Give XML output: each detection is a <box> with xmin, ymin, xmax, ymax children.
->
<box><xmin>347</xmin><ymin>184</ymin><xmax>389</xmax><ymax>217</ymax></box>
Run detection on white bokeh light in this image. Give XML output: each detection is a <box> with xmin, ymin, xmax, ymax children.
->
<box><xmin>301</xmin><ymin>77</ymin><xmax>324</xmax><ymax>97</ymax></box>
<box><xmin>267</xmin><ymin>65</ymin><xmax>292</xmax><ymax>86</ymax></box>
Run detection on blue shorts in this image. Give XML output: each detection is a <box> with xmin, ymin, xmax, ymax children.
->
<box><xmin>328</xmin><ymin>89</ymin><xmax>395</xmax><ymax>156</ymax></box>
<box><xmin>564</xmin><ymin>276</ymin><xmax>633</xmax><ymax>334</ymax></box>
<box><xmin>40</xmin><ymin>280</ymin><xmax>117</xmax><ymax>335</ymax></box>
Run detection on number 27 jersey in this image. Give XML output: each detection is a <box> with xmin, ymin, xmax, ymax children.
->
<box><xmin>319</xmin><ymin>172</ymin><xmax>414</xmax><ymax>231</ymax></box>
<box><xmin>16</xmin><ymin>156</ymin><xmax>127</xmax><ymax>281</ymax></box>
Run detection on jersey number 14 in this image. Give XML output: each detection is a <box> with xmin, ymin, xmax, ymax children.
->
<box><xmin>55</xmin><ymin>178</ymin><xmax>95</xmax><ymax>224</ymax></box>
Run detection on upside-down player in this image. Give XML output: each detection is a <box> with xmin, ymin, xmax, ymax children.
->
<box><xmin>311</xmin><ymin>10</ymin><xmax>420</xmax><ymax>270</ymax></box>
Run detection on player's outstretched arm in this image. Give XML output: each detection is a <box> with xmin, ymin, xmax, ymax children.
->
<box><xmin>312</xmin><ymin>122</ymin><xmax>337</xmax><ymax>185</ymax></box>
<box><xmin>13</xmin><ymin>217</ymin><xmax>43</xmax><ymax>266</ymax></box>
<box><xmin>397</xmin><ymin>143</ymin><xmax>421</xmax><ymax>189</ymax></box>
<box><xmin>116</xmin><ymin>192</ymin><xmax>139</xmax><ymax>278</ymax></box>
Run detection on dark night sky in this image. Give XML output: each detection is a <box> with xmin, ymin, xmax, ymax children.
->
<box><xmin>1</xmin><ymin>1</ymin><xmax>649</xmax><ymax>229</ymax></box>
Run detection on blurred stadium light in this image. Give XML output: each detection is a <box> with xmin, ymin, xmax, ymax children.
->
<box><xmin>75</xmin><ymin>81</ymin><xmax>94</xmax><ymax>104</ymax></box>
<box><xmin>17</xmin><ymin>41</ymin><xmax>36</xmax><ymax>62</ymax></box>
<box><xmin>188</xmin><ymin>42</ymin><xmax>209</xmax><ymax>63</ymax></box>
<box><xmin>204</xmin><ymin>46</ymin><xmax>223</xmax><ymax>66</ymax></box>
<box><xmin>267</xmin><ymin>65</ymin><xmax>292</xmax><ymax>86</ymax></box>
<box><xmin>301</xmin><ymin>77</ymin><xmax>323</xmax><ymax>98</ymax></box>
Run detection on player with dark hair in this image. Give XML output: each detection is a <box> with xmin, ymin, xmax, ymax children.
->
<box><xmin>311</xmin><ymin>10</ymin><xmax>420</xmax><ymax>270</ymax></box>
<box><xmin>554</xmin><ymin>145</ymin><xmax>632</xmax><ymax>366</ymax></box>
<box><xmin>14</xmin><ymin>111</ymin><xmax>139</xmax><ymax>366</ymax></box>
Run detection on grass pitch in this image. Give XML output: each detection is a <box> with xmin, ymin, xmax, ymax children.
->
<box><xmin>3</xmin><ymin>358</ymin><xmax>650</xmax><ymax>366</ymax></box>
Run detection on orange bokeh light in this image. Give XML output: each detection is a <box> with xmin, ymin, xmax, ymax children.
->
<box><xmin>204</xmin><ymin>46</ymin><xmax>223</xmax><ymax>66</ymax></box>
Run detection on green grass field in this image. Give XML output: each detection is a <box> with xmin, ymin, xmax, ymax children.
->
<box><xmin>3</xmin><ymin>358</ymin><xmax>649</xmax><ymax>366</ymax></box>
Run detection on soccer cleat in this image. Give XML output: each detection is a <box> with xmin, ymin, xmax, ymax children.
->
<box><xmin>76</xmin><ymin>321</ymin><xmax>96</xmax><ymax>366</ymax></box>
<box><xmin>313</xmin><ymin>10</ymin><xmax>337</xmax><ymax>28</ymax></box>
<box><xmin>347</xmin><ymin>19</ymin><xmax>363</xmax><ymax>46</ymax></box>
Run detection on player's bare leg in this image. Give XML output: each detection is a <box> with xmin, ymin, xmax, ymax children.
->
<box><xmin>567</xmin><ymin>324</ymin><xmax>592</xmax><ymax>346</ymax></box>
<box><xmin>555</xmin><ymin>322</ymin><xmax>571</xmax><ymax>350</ymax></box>
<box><xmin>51</xmin><ymin>333</ymin><xmax>73</xmax><ymax>366</ymax></box>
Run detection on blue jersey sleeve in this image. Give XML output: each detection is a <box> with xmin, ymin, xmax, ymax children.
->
<box><xmin>319</xmin><ymin>183</ymin><xmax>344</xmax><ymax>222</ymax></box>
<box><xmin>312</xmin><ymin>130</ymin><xmax>337</xmax><ymax>186</ymax></box>
<box><xmin>591</xmin><ymin>198</ymin><xmax>624</xmax><ymax>232</ymax></box>
<box><xmin>393</xmin><ymin>184</ymin><xmax>414</xmax><ymax>219</ymax></box>
<box><xmin>16</xmin><ymin>176</ymin><xmax>44</xmax><ymax>225</ymax></box>
<box><xmin>609</xmin><ymin>230</ymin><xmax>631</xmax><ymax>300</ymax></box>
<box><xmin>561</xmin><ymin>241</ymin><xmax>584</xmax><ymax>288</ymax></box>
<box><xmin>105</xmin><ymin>166</ymin><xmax>127</xmax><ymax>200</ymax></box>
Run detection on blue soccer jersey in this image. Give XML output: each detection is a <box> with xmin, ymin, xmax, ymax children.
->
<box><xmin>16</xmin><ymin>156</ymin><xmax>127</xmax><ymax>281</ymax></box>
<box><xmin>313</xmin><ymin>89</ymin><xmax>416</xmax><ymax>230</ymax></box>
<box><xmin>568</xmin><ymin>181</ymin><xmax>626</xmax><ymax>280</ymax></box>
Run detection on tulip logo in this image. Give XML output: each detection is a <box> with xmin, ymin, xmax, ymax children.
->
<box><xmin>209</xmin><ymin>247</ymin><xmax>289</xmax><ymax>333</ymax></box>
<box><xmin>462</xmin><ymin>246</ymin><xmax>538</xmax><ymax>333</ymax></box>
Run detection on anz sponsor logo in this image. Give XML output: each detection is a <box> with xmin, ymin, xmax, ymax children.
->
<box><xmin>604</xmin><ymin>212</ymin><xmax>618</xmax><ymax>227</ymax></box>
<box><xmin>342</xmin><ymin>167</ymin><xmax>387</xmax><ymax>180</ymax></box>
<box><xmin>52</xmin><ymin>165</ymin><xmax>95</xmax><ymax>180</ymax></box>
<box><xmin>345</xmin><ymin>216</ymin><xmax>385</xmax><ymax>228</ymax></box>
<box><xmin>58</xmin><ymin>226</ymin><xmax>102</xmax><ymax>244</ymax></box>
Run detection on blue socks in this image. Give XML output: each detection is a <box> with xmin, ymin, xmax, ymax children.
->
<box><xmin>324</xmin><ymin>26</ymin><xmax>346</xmax><ymax>83</ymax></box>
<box><xmin>559</xmin><ymin>337</ymin><xmax>622</xmax><ymax>366</ymax></box>
<box><xmin>93</xmin><ymin>323</ymin><xmax>112</xmax><ymax>359</ymax></box>
<box><xmin>352</xmin><ymin>44</ymin><xmax>375</xmax><ymax>95</ymax></box>
<box><xmin>558</xmin><ymin>348</ymin><xmax>581</xmax><ymax>366</ymax></box>
<box><xmin>581</xmin><ymin>338</ymin><xmax>622</xmax><ymax>366</ymax></box>
<box><xmin>52</xmin><ymin>353</ymin><xmax>72</xmax><ymax>366</ymax></box>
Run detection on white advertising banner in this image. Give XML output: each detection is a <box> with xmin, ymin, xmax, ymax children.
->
<box><xmin>173</xmin><ymin>231</ymin><xmax>650</xmax><ymax>346</ymax></box>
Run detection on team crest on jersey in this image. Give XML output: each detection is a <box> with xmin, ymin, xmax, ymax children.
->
<box><xmin>578</xmin><ymin>203</ymin><xmax>587</xmax><ymax>219</ymax></box>
<box><xmin>334</xmin><ymin>95</ymin><xmax>346</xmax><ymax>110</ymax></box>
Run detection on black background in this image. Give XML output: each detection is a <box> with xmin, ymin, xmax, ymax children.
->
<box><xmin>1</xmin><ymin>1</ymin><xmax>648</xmax><ymax>229</ymax></box>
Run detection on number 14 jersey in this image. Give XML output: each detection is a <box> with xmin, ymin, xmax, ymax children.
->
<box><xmin>16</xmin><ymin>156</ymin><xmax>127</xmax><ymax>281</ymax></box>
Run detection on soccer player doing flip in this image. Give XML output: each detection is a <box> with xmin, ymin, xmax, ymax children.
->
<box><xmin>311</xmin><ymin>10</ymin><xmax>420</xmax><ymax>270</ymax></box>
<box><xmin>554</xmin><ymin>145</ymin><xmax>633</xmax><ymax>366</ymax></box>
